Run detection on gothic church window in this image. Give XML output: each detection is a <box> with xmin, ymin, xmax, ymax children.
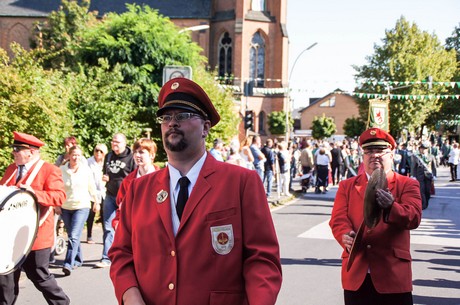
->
<box><xmin>218</xmin><ymin>32</ymin><xmax>232</xmax><ymax>81</ymax></box>
<box><xmin>249</xmin><ymin>32</ymin><xmax>265</xmax><ymax>87</ymax></box>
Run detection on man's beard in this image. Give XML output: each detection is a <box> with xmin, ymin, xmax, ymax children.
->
<box><xmin>164</xmin><ymin>129</ymin><xmax>188</xmax><ymax>152</ymax></box>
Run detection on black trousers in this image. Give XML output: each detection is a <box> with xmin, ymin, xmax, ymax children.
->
<box><xmin>344</xmin><ymin>274</ymin><xmax>413</xmax><ymax>305</ymax></box>
<box><xmin>0</xmin><ymin>248</ymin><xmax>69</xmax><ymax>305</ymax></box>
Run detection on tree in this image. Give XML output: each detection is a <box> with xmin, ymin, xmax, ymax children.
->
<box><xmin>268</xmin><ymin>111</ymin><xmax>292</xmax><ymax>135</ymax></box>
<box><xmin>343</xmin><ymin>117</ymin><xmax>366</xmax><ymax>138</ymax></box>
<box><xmin>353</xmin><ymin>17</ymin><xmax>457</xmax><ymax>136</ymax></box>
<box><xmin>311</xmin><ymin>114</ymin><xmax>336</xmax><ymax>140</ymax></box>
<box><xmin>68</xmin><ymin>59</ymin><xmax>147</xmax><ymax>154</ymax></box>
<box><xmin>425</xmin><ymin>24</ymin><xmax>460</xmax><ymax>135</ymax></box>
<box><xmin>33</xmin><ymin>2</ymin><xmax>238</xmax><ymax>161</ymax></box>
<box><xmin>32</xmin><ymin>0</ymin><xmax>98</xmax><ymax>70</ymax></box>
<box><xmin>0</xmin><ymin>45</ymin><xmax>73</xmax><ymax>172</ymax></box>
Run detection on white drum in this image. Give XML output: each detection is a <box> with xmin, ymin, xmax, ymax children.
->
<box><xmin>0</xmin><ymin>186</ymin><xmax>39</xmax><ymax>275</ymax></box>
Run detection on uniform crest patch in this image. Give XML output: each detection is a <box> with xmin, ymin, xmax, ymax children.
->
<box><xmin>210</xmin><ymin>224</ymin><xmax>234</xmax><ymax>255</ymax></box>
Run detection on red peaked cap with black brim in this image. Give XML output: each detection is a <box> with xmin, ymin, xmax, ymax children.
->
<box><xmin>157</xmin><ymin>77</ymin><xmax>220</xmax><ymax>127</ymax></box>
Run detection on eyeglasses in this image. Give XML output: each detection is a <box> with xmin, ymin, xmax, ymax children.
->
<box><xmin>363</xmin><ymin>149</ymin><xmax>392</xmax><ymax>157</ymax></box>
<box><xmin>95</xmin><ymin>149</ymin><xmax>105</xmax><ymax>154</ymax></box>
<box><xmin>12</xmin><ymin>147</ymin><xmax>29</xmax><ymax>153</ymax></box>
<box><xmin>156</xmin><ymin>112</ymin><xmax>204</xmax><ymax>124</ymax></box>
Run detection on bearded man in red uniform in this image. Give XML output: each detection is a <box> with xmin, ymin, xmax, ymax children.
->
<box><xmin>109</xmin><ymin>78</ymin><xmax>282</xmax><ymax>305</ymax></box>
<box><xmin>0</xmin><ymin>132</ymin><xmax>70</xmax><ymax>305</ymax></box>
<box><xmin>329</xmin><ymin>128</ymin><xmax>422</xmax><ymax>305</ymax></box>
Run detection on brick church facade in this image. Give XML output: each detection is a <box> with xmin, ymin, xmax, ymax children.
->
<box><xmin>0</xmin><ymin>0</ymin><xmax>289</xmax><ymax>141</ymax></box>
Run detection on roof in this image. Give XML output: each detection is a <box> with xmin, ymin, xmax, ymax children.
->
<box><xmin>298</xmin><ymin>89</ymin><xmax>351</xmax><ymax>113</ymax></box>
<box><xmin>0</xmin><ymin>0</ymin><xmax>212</xmax><ymax>19</ymax></box>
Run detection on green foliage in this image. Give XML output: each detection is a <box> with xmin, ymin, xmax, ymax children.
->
<box><xmin>311</xmin><ymin>114</ymin><xmax>336</xmax><ymax>140</ymax></box>
<box><xmin>268</xmin><ymin>111</ymin><xmax>292</xmax><ymax>135</ymax></box>
<box><xmin>353</xmin><ymin>17</ymin><xmax>457</xmax><ymax>135</ymax></box>
<box><xmin>78</xmin><ymin>4</ymin><xmax>204</xmax><ymax>106</ymax></box>
<box><xmin>343</xmin><ymin>116</ymin><xmax>366</xmax><ymax>138</ymax></box>
<box><xmin>33</xmin><ymin>0</ymin><xmax>98</xmax><ymax>70</ymax></box>
<box><xmin>425</xmin><ymin>24</ymin><xmax>460</xmax><ymax>133</ymax></box>
<box><xmin>0</xmin><ymin>45</ymin><xmax>73</xmax><ymax>172</ymax></box>
<box><xmin>67</xmin><ymin>59</ymin><xmax>146</xmax><ymax>155</ymax></box>
<box><xmin>193</xmin><ymin>70</ymin><xmax>239</xmax><ymax>152</ymax></box>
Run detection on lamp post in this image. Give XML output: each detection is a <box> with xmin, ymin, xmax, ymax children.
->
<box><xmin>285</xmin><ymin>42</ymin><xmax>318</xmax><ymax>142</ymax></box>
<box><xmin>178</xmin><ymin>24</ymin><xmax>210</xmax><ymax>33</ymax></box>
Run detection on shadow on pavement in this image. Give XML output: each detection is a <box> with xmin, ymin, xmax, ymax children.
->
<box><xmin>413</xmin><ymin>294</ymin><xmax>460</xmax><ymax>305</ymax></box>
<box><xmin>281</xmin><ymin>257</ymin><xmax>341</xmax><ymax>267</ymax></box>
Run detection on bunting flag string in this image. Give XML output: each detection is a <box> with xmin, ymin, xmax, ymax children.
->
<box><xmin>358</xmin><ymin>80</ymin><xmax>460</xmax><ymax>88</ymax></box>
<box><xmin>353</xmin><ymin>92</ymin><xmax>460</xmax><ymax>100</ymax></box>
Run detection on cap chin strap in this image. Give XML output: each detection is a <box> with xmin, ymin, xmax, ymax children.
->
<box><xmin>362</xmin><ymin>141</ymin><xmax>391</xmax><ymax>149</ymax></box>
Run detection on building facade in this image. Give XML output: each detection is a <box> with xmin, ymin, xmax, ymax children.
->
<box><xmin>299</xmin><ymin>90</ymin><xmax>360</xmax><ymax>136</ymax></box>
<box><xmin>0</xmin><ymin>0</ymin><xmax>289</xmax><ymax>141</ymax></box>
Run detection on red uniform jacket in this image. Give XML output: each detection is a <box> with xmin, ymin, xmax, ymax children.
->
<box><xmin>1</xmin><ymin>159</ymin><xmax>66</xmax><ymax>250</ymax></box>
<box><xmin>329</xmin><ymin>171</ymin><xmax>422</xmax><ymax>293</ymax></box>
<box><xmin>109</xmin><ymin>154</ymin><xmax>282</xmax><ymax>305</ymax></box>
<box><xmin>112</xmin><ymin>165</ymin><xmax>160</xmax><ymax>229</ymax></box>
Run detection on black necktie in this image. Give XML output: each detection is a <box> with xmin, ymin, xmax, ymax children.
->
<box><xmin>176</xmin><ymin>176</ymin><xmax>190</xmax><ymax>220</ymax></box>
<box><xmin>16</xmin><ymin>165</ymin><xmax>25</xmax><ymax>183</ymax></box>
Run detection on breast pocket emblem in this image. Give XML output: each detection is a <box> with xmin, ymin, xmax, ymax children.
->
<box><xmin>210</xmin><ymin>224</ymin><xmax>234</xmax><ymax>255</ymax></box>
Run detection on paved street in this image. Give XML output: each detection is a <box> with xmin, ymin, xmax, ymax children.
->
<box><xmin>16</xmin><ymin>166</ymin><xmax>460</xmax><ymax>305</ymax></box>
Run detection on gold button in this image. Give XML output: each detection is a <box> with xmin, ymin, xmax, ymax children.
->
<box><xmin>168</xmin><ymin>283</ymin><xmax>174</xmax><ymax>290</ymax></box>
<box><xmin>367</xmin><ymin>230</ymin><xmax>371</xmax><ymax>234</ymax></box>
<box><xmin>171</xmin><ymin>250</ymin><xmax>176</xmax><ymax>257</ymax></box>
<box><xmin>367</xmin><ymin>245</ymin><xmax>372</xmax><ymax>249</ymax></box>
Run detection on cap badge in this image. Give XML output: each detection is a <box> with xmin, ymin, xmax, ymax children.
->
<box><xmin>171</xmin><ymin>82</ymin><xmax>180</xmax><ymax>90</ymax></box>
<box><xmin>156</xmin><ymin>190</ymin><xmax>168</xmax><ymax>203</ymax></box>
<box><xmin>370</xmin><ymin>130</ymin><xmax>377</xmax><ymax>135</ymax></box>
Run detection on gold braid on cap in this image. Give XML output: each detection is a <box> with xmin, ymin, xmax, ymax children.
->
<box><xmin>163</xmin><ymin>100</ymin><xmax>208</xmax><ymax>119</ymax></box>
<box><xmin>362</xmin><ymin>141</ymin><xmax>391</xmax><ymax>148</ymax></box>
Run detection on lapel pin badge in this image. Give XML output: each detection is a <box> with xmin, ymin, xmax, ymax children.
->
<box><xmin>156</xmin><ymin>190</ymin><xmax>168</xmax><ymax>203</ymax></box>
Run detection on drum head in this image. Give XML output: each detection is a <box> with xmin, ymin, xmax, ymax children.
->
<box><xmin>0</xmin><ymin>186</ymin><xmax>39</xmax><ymax>275</ymax></box>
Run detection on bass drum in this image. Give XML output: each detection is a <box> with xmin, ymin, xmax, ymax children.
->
<box><xmin>0</xmin><ymin>186</ymin><xmax>39</xmax><ymax>275</ymax></box>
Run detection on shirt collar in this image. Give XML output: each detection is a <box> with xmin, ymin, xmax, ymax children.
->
<box><xmin>168</xmin><ymin>152</ymin><xmax>207</xmax><ymax>191</ymax></box>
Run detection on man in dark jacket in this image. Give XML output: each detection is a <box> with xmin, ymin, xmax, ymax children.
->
<box><xmin>95</xmin><ymin>133</ymin><xmax>136</xmax><ymax>268</ymax></box>
<box><xmin>261</xmin><ymin>139</ymin><xmax>276</xmax><ymax>197</ymax></box>
<box><xmin>330</xmin><ymin>142</ymin><xmax>343</xmax><ymax>185</ymax></box>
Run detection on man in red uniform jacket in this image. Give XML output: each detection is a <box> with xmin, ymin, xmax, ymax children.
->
<box><xmin>0</xmin><ymin>131</ymin><xmax>70</xmax><ymax>305</ymax></box>
<box><xmin>329</xmin><ymin>128</ymin><xmax>422</xmax><ymax>305</ymax></box>
<box><xmin>109</xmin><ymin>78</ymin><xmax>282</xmax><ymax>305</ymax></box>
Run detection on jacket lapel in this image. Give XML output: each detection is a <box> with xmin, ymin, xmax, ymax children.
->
<box><xmin>354</xmin><ymin>174</ymin><xmax>368</xmax><ymax>201</ymax></box>
<box><xmin>177</xmin><ymin>154</ymin><xmax>215</xmax><ymax>234</ymax></box>
<box><xmin>153</xmin><ymin>169</ymin><xmax>176</xmax><ymax>241</ymax></box>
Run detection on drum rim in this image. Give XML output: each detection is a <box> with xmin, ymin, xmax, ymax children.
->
<box><xmin>0</xmin><ymin>188</ymin><xmax>39</xmax><ymax>275</ymax></box>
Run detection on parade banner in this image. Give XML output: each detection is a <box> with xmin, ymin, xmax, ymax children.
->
<box><xmin>367</xmin><ymin>99</ymin><xmax>389</xmax><ymax>131</ymax></box>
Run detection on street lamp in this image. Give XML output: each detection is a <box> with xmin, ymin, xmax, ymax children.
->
<box><xmin>178</xmin><ymin>25</ymin><xmax>210</xmax><ymax>33</ymax></box>
<box><xmin>285</xmin><ymin>42</ymin><xmax>318</xmax><ymax>142</ymax></box>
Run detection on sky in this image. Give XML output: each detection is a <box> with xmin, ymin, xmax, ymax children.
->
<box><xmin>286</xmin><ymin>0</ymin><xmax>460</xmax><ymax>109</ymax></box>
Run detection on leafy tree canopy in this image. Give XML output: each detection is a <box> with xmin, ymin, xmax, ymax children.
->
<box><xmin>268</xmin><ymin>111</ymin><xmax>292</xmax><ymax>135</ymax></box>
<box><xmin>353</xmin><ymin>17</ymin><xmax>457</xmax><ymax>136</ymax></box>
<box><xmin>343</xmin><ymin>116</ymin><xmax>366</xmax><ymax>139</ymax></box>
<box><xmin>311</xmin><ymin>114</ymin><xmax>336</xmax><ymax>140</ymax></box>
<box><xmin>0</xmin><ymin>44</ymin><xmax>73</xmax><ymax>172</ymax></box>
<box><xmin>31</xmin><ymin>1</ymin><xmax>238</xmax><ymax>161</ymax></box>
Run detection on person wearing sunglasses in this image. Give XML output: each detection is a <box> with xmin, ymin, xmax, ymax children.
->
<box><xmin>86</xmin><ymin>143</ymin><xmax>108</xmax><ymax>244</ymax></box>
<box><xmin>330</xmin><ymin>127</ymin><xmax>422</xmax><ymax>305</ymax></box>
<box><xmin>109</xmin><ymin>78</ymin><xmax>282</xmax><ymax>305</ymax></box>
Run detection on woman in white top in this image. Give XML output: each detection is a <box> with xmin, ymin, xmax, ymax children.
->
<box><xmin>448</xmin><ymin>143</ymin><xmax>459</xmax><ymax>181</ymax></box>
<box><xmin>315</xmin><ymin>147</ymin><xmax>331</xmax><ymax>194</ymax></box>
<box><xmin>60</xmin><ymin>145</ymin><xmax>97</xmax><ymax>276</ymax></box>
<box><xmin>239</xmin><ymin>136</ymin><xmax>255</xmax><ymax>169</ymax></box>
<box><xmin>86</xmin><ymin>143</ymin><xmax>108</xmax><ymax>243</ymax></box>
